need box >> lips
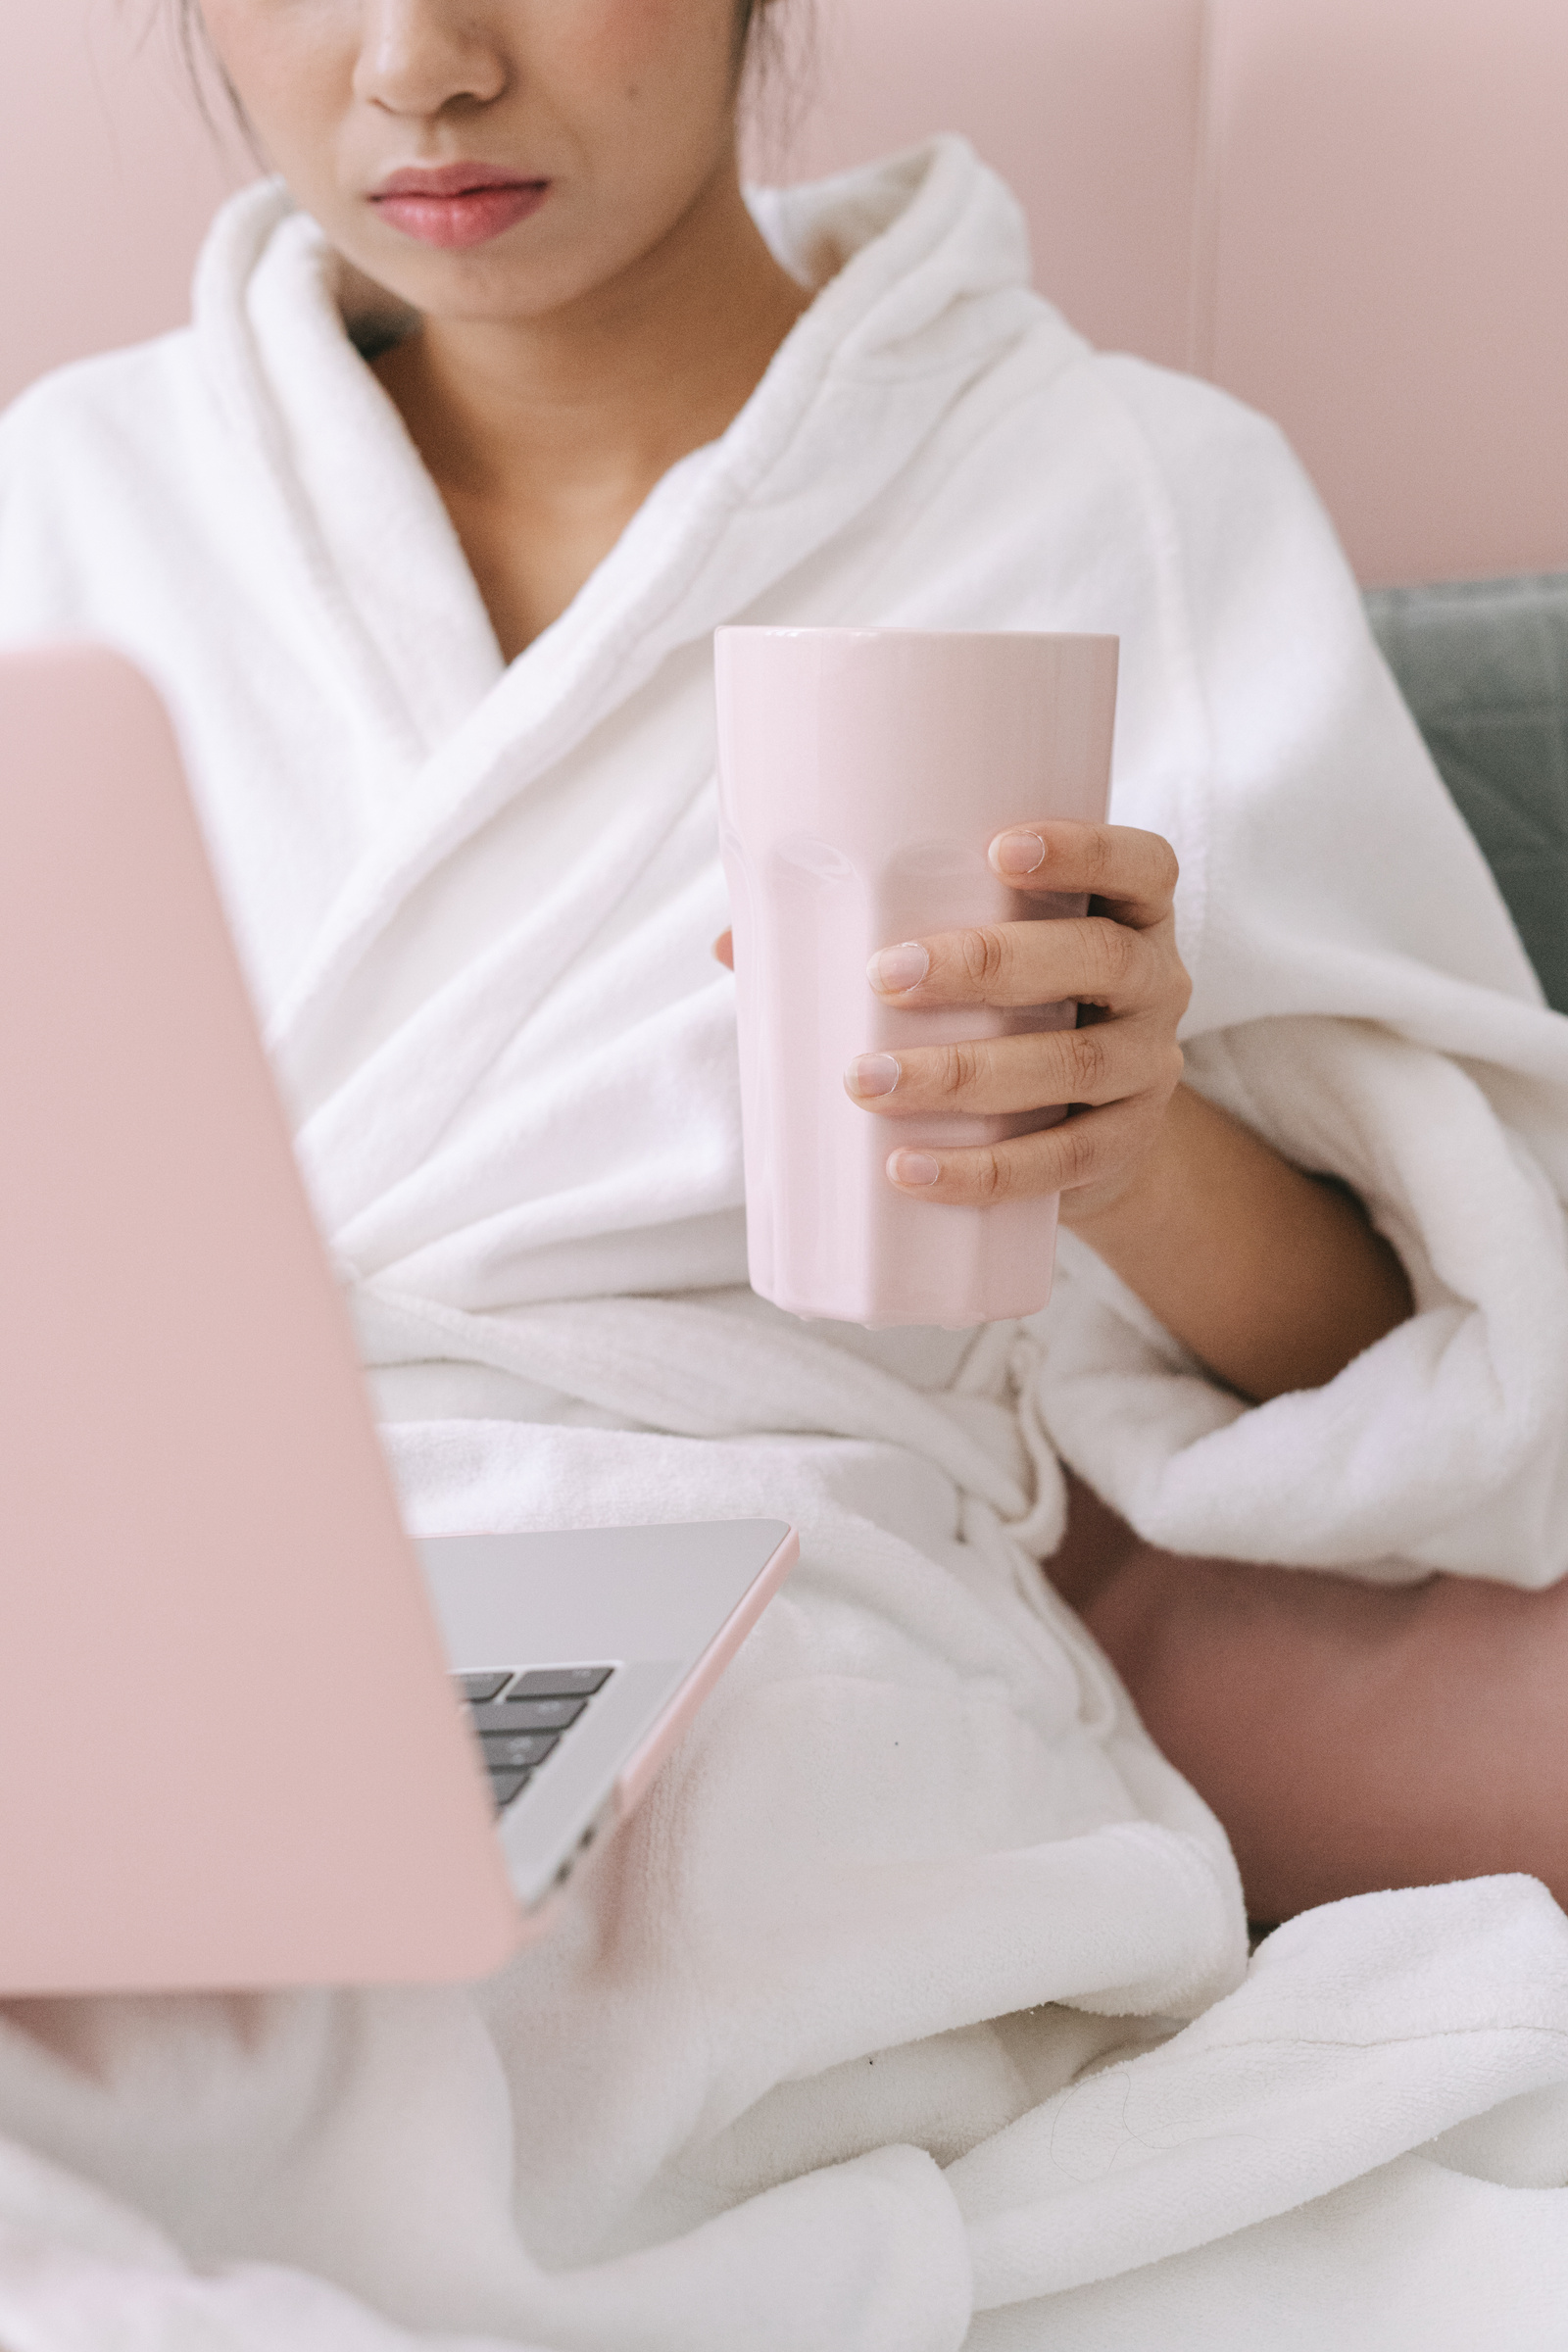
[371,164,550,251]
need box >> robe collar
[189,138,1069,1066]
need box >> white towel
[3,135,1568,2349]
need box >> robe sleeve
[1034,361,1568,1587]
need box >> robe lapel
[194,142,1058,1105]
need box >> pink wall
[754,0,1206,374]
[1198,0,1568,586]
[9,0,1568,587]
[1,0,247,409]
[758,0,1568,587]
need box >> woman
[2,3,1568,2346]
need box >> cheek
[196,0,355,165]
[553,0,737,116]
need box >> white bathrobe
[4,138,1568,2352]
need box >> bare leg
[1048,1472,1568,1923]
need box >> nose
[353,0,509,117]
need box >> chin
[340,222,602,330]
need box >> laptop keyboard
[454,1665,616,1810]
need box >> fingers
[885,1098,1160,1206]
[989,821,1179,929]
[845,1016,1182,1119]
[865,824,1179,1012]
[724,831,1176,1006]
[868,909,1180,1015]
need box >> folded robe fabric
[4,138,1568,2349]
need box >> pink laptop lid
[0,646,519,1992]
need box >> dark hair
[736,0,776,53]
[168,0,257,152]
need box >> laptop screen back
[0,646,518,1992]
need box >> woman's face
[197,0,753,323]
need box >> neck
[371,147,810,659]
[377,152,809,511]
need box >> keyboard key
[480,1731,560,1770]
[470,1698,585,1735]
[455,1671,512,1704]
[508,1666,614,1700]
[489,1771,532,1809]
[494,1696,586,1732]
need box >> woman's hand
[713,818,1412,1397]
[844,821,1188,1223]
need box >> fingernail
[868,942,929,994]
[992,830,1047,876]
[845,1053,902,1099]
[888,1149,941,1188]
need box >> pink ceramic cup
[715,627,1118,1328]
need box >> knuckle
[1054,1115,1102,1189]
[958,925,1010,991]
[1149,833,1181,897]
[1084,916,1137,994]
[1082,825,1116,887]
[1064,1022,1110,1098]
[936,1040,983,1099]
[971,1148,1010,1203]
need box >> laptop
[0,644,797,1994]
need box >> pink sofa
[9,0,1568,587]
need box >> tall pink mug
[715,627,1118,1328]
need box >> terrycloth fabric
[3,136,1568,2348]
[8,148,1568,1578]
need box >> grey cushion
[1365,572,1568,1012]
